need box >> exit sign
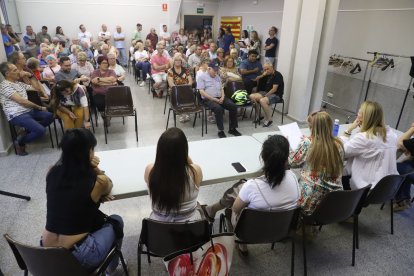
[197,7,204,14]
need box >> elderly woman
[134,42,151,87]
[214,48,225,67]
[38,47,52,68]
[219,56,242,86]
[71,52,94,86]
[50,80,91,130]
[69,44,81,64]
[42,55,61,84]
[90,56,117,112]
[108,52,126,85]
[26,57,42,80]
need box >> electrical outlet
[327,92,334,98]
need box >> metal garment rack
[323,54,370,117]
[367,51,413,129]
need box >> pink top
[42,65,61,80]
[150,54,169,74]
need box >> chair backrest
[364,175,405,205]
[4,234,27,272]
[105,86,134,112]
[234,208,299,244]
[26,90,42,106]
[170,85,196,109]
[225,81,245,98]
[305,185,372,225]
[140,218,211,257]
[4,234,89,276]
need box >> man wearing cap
[197,61,242,138]
[394,122,414,211]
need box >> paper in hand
[278,122,303,150]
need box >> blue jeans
[117,48,128,67]
[395,160,414,201]
[72,215,124,272]
[10,110,54,146]
[135,61,151,81]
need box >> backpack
[231,89,250,105]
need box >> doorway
[184,15,214,35]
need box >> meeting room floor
[1,72,413,275]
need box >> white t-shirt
[98,31,111,41]
[0,80,33,121]
[78,31,92,46]
[159,31,171,46]
[238,171,300,211]
[134,50,149,61]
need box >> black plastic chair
[137,218,211,276]
[4,234,129,276]
[301,185,371,275]
[102,86,138,144]
[359,175,405,236]
[220,207,299,276]
[166,85,205,136]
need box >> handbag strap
[254,179,272,211]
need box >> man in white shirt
[78,24,92,47]
[98,24,111,42]
[208,42,218,59]
[113,25,127,67]
[159,25,171,47]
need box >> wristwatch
[97,77,100,81]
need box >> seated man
[249,62,284,127]
[197,61,242,138]
[0,62,54,155]
[150,43,170,98]
[55,56,90,84]
[239,50,262,94]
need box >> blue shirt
[240,59,263,81]
[2,34,14,56]
[197,72,222,98]
[223,33,235,53]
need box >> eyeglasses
[78,59,86,62]
[100,62,108,65]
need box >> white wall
[217,0,284,57]
[330,0,414,90]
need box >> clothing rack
[323,54,370,115]
[366,51,413,129]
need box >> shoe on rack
[218,131,227,138]
[262,121,273,127]
[139,81,146,87]
[14,140,28,156]
[253,116,264,124]
[228,128,242,136]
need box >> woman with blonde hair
[341,101,398,190]
[219,56,241,86]
[289,111,344,214]
[248,30,261,59]
[71,52,94,86]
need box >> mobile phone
[231,162,246,173]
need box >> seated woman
[214,48,225,67]
[42,55,61,85]
[219,56,242,87]
[107,52,126,85]
[71,52,94,87]
[90,55,117,112]
[230,48,242,68]
[289,111,344,214]
[41,128,124,274]
[203,135,299,252]
[341,101,398,190]
[394,122,414,211]
[167,55,193,123]
[134,42,151,87]
[144,128,203,222]
[51,80,91,130]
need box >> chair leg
[380,203,385,210]
[122,117,125,125]
[138,244,142,276]
[103,116,108,144]
[134,112,138,142]
[355,215,359,249]
[166,109,171,130]
[205,109,208,134]
[47,125,54,148]
[271,242,275,250]
[302,224,307,276]
[352,215,356,266]
[163,94,169,114]
[53,120,59,145]
[282,101,284,124]
[173,112,177,127]
[201,111,204,137]
[117,249,129,276]
[390,200,394,234]
[291,238,295,276]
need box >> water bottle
[333,119,340,137]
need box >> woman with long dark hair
[41,128,124,274]
[144,128,203,222]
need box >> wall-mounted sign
[197,7,204,14]
[162,3,168,12]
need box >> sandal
[200,205,215,223]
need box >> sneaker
[253,116,264,124]
[207,115,216,124]
[14,140,28,156]
[106,260,128,276]
[218,131,227,138]
[228,128,242,136]
[262,121,273,127]
[146,73,151,79]
[393,200,411,212]
[139,81,146,87]
[179,115,190,123]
